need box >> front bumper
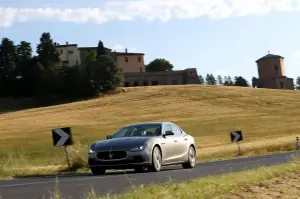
[88,149,151,169]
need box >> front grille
[97,151,127,160]
[92,157,144,165]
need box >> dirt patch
[217,172,300,199]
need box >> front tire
[90,167,106,175]
[182,146,196,169]
[149,146,162,172]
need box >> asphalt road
[0,151,299,199]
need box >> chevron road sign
[230,130,243,155]
[52,127,73,147]
[230,130,243,142]
[52,127,73,169]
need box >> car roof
[123,121,172,127]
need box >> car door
[170,124,188,162]
[161,123,177,164]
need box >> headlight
[129,144,146,152]
[88,149,95,153]
[88,149,96,156]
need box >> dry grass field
[218,170,300,199]
[0,84,300,178]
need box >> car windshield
[111,123,162,138]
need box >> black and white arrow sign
[230,130,243,142]
[52,127,73,147]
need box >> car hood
[91,137,151,151]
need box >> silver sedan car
[88,122,196,175]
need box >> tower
[255,52,294,90]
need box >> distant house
[54,42,200,87]
[54,42,145,73]
[123,68,201,87]
[254,53,294,90]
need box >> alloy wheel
[153,147,161,171]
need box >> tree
[198,75,205,84]
[56,66,96,100]
[205,74,216,85]
[0,37,17,96]
[88,54,123,92]
[85,50,97,64]
[233,76,249,87]
[16,41,32,62]
[252,77,259,88]
[36,32,60,69]
[217,75,223,85]
[223,76,233,86]
[96,40,106,59]
[146,58,174,72]
[296,76,300,90]
[11,56,44,97]
[0,37,17,75]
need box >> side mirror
[164,131,175,137]
[106,135,112,139]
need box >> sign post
[52,127,73,170]
[230,130,243,155]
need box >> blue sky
[1,0,300,83]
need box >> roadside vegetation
[1,84,300,178]
[47,158,300,199]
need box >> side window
[170,124,182,136]
[164,124,173,134]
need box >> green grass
[49,158,300,199]
[0,84,300,178]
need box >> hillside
[1,84,300,177]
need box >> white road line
[0,175,123,188]
[0,168,187,188]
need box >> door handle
[174,140,178,142]
[161,142,165,144]
[184,138,188,141]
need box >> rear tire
[149,146,162,172]
[90,167,106,175]
[182,146,196,169]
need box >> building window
[76,60,78,65]
[280,82,284,88]
[120,68,123,72]
[134,82,139,86]
[124,82,129,87]
[152,81,158,86]
[138,57,141,62]
[60,50,63,54]
[125,57,128,62]
[140,67,143,72]
[143,81,148,86]
[68,50,74,54]
[274,65,279,76]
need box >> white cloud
[0,0,299,27]
[111,44,138,52]
[292,50,300,58]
